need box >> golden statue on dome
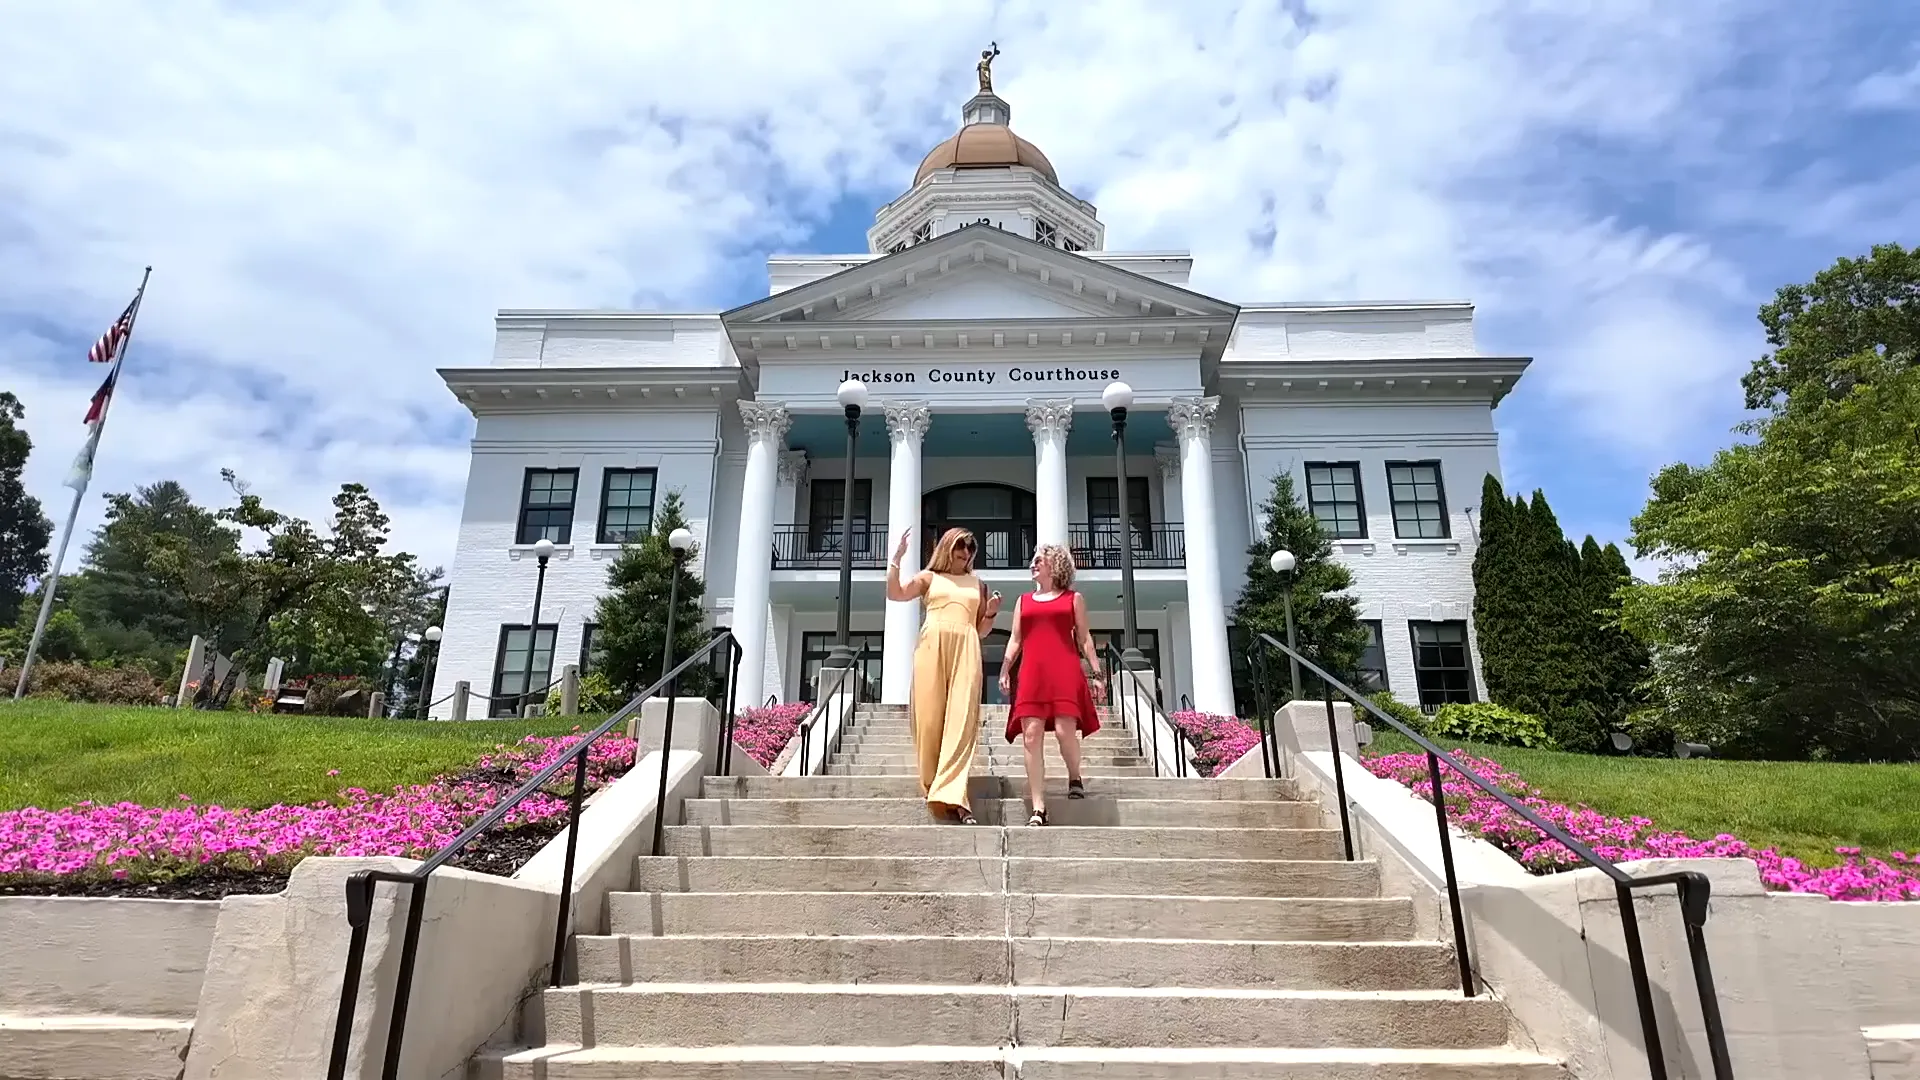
[977,42,1001,93]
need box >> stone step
[835,752,1149,768]
[539,984,1513,1050]
[491,1044,1571,1079]
[608,890,1417,941]
[633,856,1380,897]
[836,735,1142,751]
[0,1014,196,1080]
[700,775,1301,801]
[828,764,1160,777]
[573,934,1462,991]
[682,797,1324,828]
[657,825,1346,861]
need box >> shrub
[1364,692,1427,734]
[294,674,376,717]
[545,670,620,716]
[20,661,164,705]
[1428,702,1555,749]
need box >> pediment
[842,264,1118,321]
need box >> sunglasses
[956,539,977,552]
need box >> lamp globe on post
[1269,548,1302,703]
[1101,382,1147,671]
[417,625,443,720]
[520,536,556,717]
[827,378,869,673]
[659,527,695,683]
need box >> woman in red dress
[997,543,1104,826]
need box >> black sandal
[1028,808,1048,827]
[957,810,980,826]
[1067,778,1086,799]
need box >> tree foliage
[1232,473,1366,706]
[592,491,713,701]
[0,392,53,628]
[1743,242,1919,412]
[1624,352,1920,761]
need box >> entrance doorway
[981,629,1011,704]
[923,484,1036,570]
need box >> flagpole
[13,267,152,701]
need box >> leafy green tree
[1578,537,1649,736]
[0,392,53,628]
[1743,242,1919,411]
[63,481,241,671]
[1624,352,1920,761]
[592,491,712,701]
[1232,473,1365,707]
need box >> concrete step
[700,775,1301,801]
[0,1013,196,1080]
[608,891,1418,942]
[539,984,1513,1050]
[828,764,1160,777]
[573,934,1462,991]
[834,753,1149,769]
[634,856,1380,897]
[682,797,1324,828]
[491,1044,1571,1079]
[658,825,1346,861]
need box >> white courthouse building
[431,74,1529,720]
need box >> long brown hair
[926,527,977,574]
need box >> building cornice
[439,365,750,416]
[1219,355,1531,407]
[1236,300,1474,315]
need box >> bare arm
[1002,598,1025,672]
[885,529,930,602]
[1072,593,1102,670]
[976,582,1001,639]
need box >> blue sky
[1,0,1917,575]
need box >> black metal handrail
[795,643,870,775]
[1068,522,1188,569]
[1248,631,1733,1080]
[770,524,888,570]
[1100,642,1190,777]
[326,629,744,1080]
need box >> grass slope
[1368,731,1920,867]
[0,701,586,812]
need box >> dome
[914,124,1058,186]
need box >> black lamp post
[522,536,555,716]
[416,625,442,720]
[1102,381,1148,672]
[825,378,868,672]
[659,528,695,681]
[1269,548,1301,703]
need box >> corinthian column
[881,401,931,704]
[729,400,790,706]
[1026,399,1074,549]
[1170,396,1235,715]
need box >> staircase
[488,702,1569,1078]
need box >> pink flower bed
[731,702,812,768]
[1168,711,1263,777]
[1364,750,1920,902]
[0,733,637,885]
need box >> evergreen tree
[592,491,713,700]
[0,392,53,628]
[64,481,242,669]
[1471,474,1526,705]
[1520,492,1596,747]
[1580,538,1650,736]
[1232,473,1365,707]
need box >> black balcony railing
[1068,523,1187,569]
[771,524,888,570]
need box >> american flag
[88,296,137,363]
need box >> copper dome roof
[914,124,1058,185]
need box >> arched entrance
[922,484,1036,570]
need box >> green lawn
[1366,731,1920,867]
[0,700,587,812]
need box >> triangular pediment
[723,224,1237,332]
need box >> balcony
[770,522,1189,572]
[1068,523,1188,570]
[772,525,888,570]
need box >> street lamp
[1269,549,1301,703]
[660,528,695,681]
[417,625,442,720]
[1103,381,1147,672]
[521,536,556,717]
[826,378,868,672]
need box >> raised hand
[983,591,1004,618]
[893,528,911,564]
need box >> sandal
[1067,778,1086,799]
[957,810,980,826]
[1028,808,1049,827]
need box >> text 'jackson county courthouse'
[428,69,1529,721]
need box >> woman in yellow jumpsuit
[886,526,1002,823]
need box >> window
[1409,621,1473,706]
[594,468,656,545]
[1086,477,1151,549]
[1087,630,1161,680]
[491,624,557,717]
[799,632,885,702]
[1386,460,1450,539]
[807,479,873,554]
[1034,219,1059,247]
[579,623,604,675]
[911,221,932,244]
[516,469,578,545]
[887,240,908,255]
[1356,620,1388,691]
[1305,462,1367,539]
[1062,238,1084,253]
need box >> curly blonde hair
[1031,543,1076,590]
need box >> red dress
[1005,590,1103,742]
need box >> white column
[1171,396,1235,716]
[881,401,931,704]
[1026,399,1073,548]
[729,401,790,707]
[775,451,808,526]
[1155,445,1183,522]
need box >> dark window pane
[1305,462,1366,539]
[1409,620,1473,706]
[597,469,656,545]
[798,631,885,703]
[1386,461,1449,540]
[517,469,578,545]
[491,624,557,717]
[1356,620,1389,691]
[808,480,872,553]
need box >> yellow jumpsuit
[910,572,984,816]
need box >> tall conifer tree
[593,491,713,699]
[1232,473,1366,706]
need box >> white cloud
[0,0,1876,575]
[1850,58,1920,111]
